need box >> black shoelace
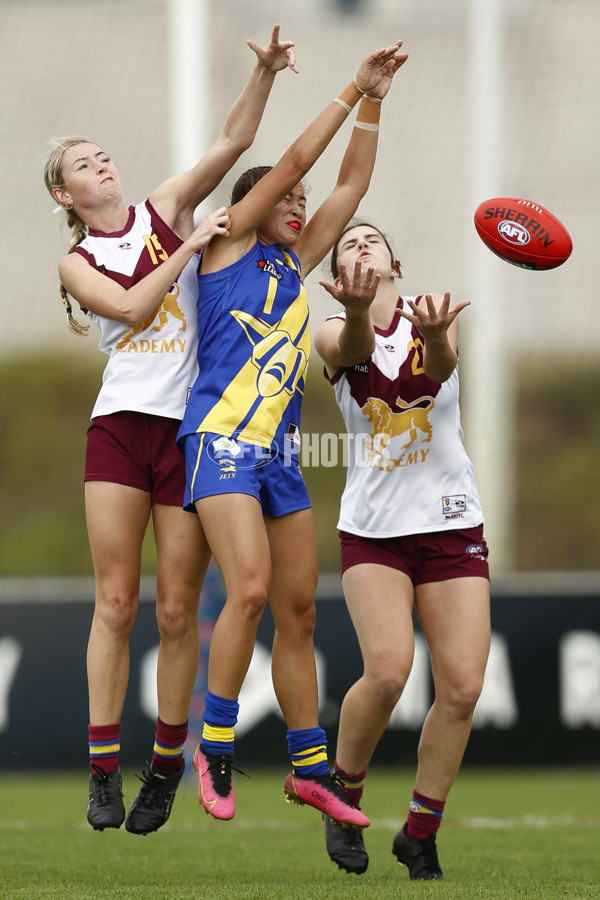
[132,768,174,808]
[205,754,249,796]
[90,764,121,805]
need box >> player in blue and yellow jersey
[177,40,409,826]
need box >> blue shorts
[182,432,311,517]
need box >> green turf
[1,768,599,899]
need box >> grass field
[1,767,599,899]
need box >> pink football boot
[193,745,235,820]
[283,771,370,827]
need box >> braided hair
[44,136,91,335]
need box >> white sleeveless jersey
[74,200,199,421]
[327,300,483,538]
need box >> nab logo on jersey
[257,258,283,280]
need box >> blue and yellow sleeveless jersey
[177,240,310,453]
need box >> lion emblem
[361,395,434,453]
[115,284,186,350]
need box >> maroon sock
[333,760,367,807]
[151,717,187,774]
[88,723,121,774]
[406,789,445,840]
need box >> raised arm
[314,261,379,376]
[149,24,297,238]
[296,43,408,276]
[201,41,406,273]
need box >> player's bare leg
[391,576,490,878]
[191,493,271,819]
[325,565,415,872]
[85,481,151,830]
[124,505,211,835]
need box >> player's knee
[445,673,485,718]
[273,595,316,640]
[156,598,196,641]
[234,583,268,625]
[95,591,137,637]
[368,665,410,709]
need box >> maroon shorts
[85,411,185,506]
[340,524,489,585]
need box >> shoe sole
[88,818,124,831]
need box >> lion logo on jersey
[115,284,186,350]
[362,395,434,451]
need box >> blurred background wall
[1,0,599,574]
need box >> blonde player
[43,25,298,835]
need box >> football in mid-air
[474,197,572,270]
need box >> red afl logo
[498,220,530,246]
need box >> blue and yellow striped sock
[287,727,329,777]
[201,691,239,757]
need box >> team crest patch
[257,258,282,280]
[442,495,466,517]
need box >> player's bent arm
[58,241,199,326]
[58,207,229,324]
[314,313,375,373]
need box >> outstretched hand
[355,40,408,96]
[398,292,470,340]
[366,42,408,100]
[320,261,380,313]
[247,23,298,74]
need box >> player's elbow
[284,143,315,183]
[225,128,254,155]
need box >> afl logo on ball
[498,220,530,246]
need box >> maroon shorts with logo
[85,411,185,506]
[340,524,489,584]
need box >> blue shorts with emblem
[181,432,310,518]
